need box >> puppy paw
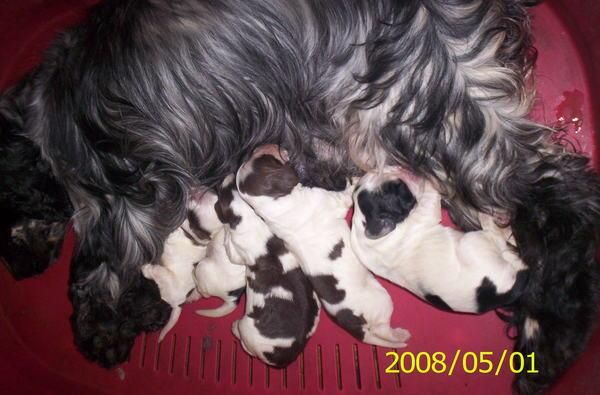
[391,327,411,345]
[367,324,411,348]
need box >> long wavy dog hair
[0,80,72,278]
[0,0,598,392]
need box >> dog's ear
[215,178,242,229]
[239,155,299,198]
[356,180,416,239]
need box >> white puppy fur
[142,190,224,341]
[193,227,246,318]
[236,146,410,348]
[351,169,528,313]
[217,175,320,367]
[141,224,206,342]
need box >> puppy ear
[141,264,156,280]
[215,179,242,229]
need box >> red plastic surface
[0,1,599,394]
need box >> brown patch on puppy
[239,155,299,198]
[182,228,202,246]
[244,234,320,368]
[187,211,211,240]
[309,275,346,304]
[328,239,344,260]
[215,180,242,229]
[247,236,289,294]
[265,236,288,257]
[331,309,366,341]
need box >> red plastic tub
[1,1,599,394]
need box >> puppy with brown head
[215,174,320,368]
[237,145,410,348]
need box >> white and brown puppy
[351,169,529,313]
[142,190,224,341]
[141,226,205,342]
[237,146,410,348]
[215,175,320,368]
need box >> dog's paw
[70,269,171,367]
[70,299,137,368]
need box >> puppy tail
[502,153,600,394]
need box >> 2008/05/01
[385,350,538,376]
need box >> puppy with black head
[237,145,409,348]
[351,168,528,313]
[215,174,320,368]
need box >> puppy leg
[363,325,411,348]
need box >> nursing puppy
[142,191,222,341]
[141,226,204,341]
[352,169,529,313]
[237,146,410,348]
[215,175,320,368]
[193,226,246,318]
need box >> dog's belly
[31,0,373,193]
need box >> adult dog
[0,0,598,393]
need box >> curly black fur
[70,262,172,368]
[504,154,600,395]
